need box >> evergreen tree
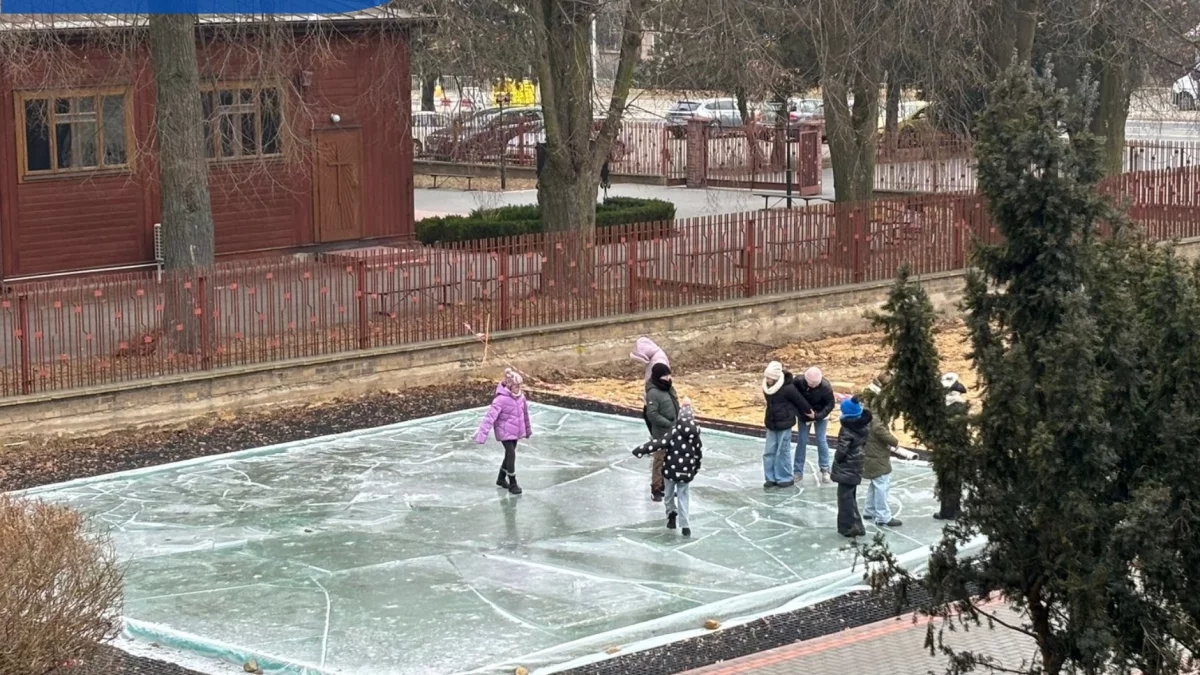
[863,64,1200,674]
[870,266,961,516]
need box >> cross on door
[325,147,353,205]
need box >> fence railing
[3,165,1199,399]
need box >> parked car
[1173,69,1200,110]
[411,110,451,155]
[665,98,746,137]
[762,97,823,126]
[424,106,544,161]
[505,116,629,163]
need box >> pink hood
[630,337,669,382]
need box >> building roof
[0,6,425,32]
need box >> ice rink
[21,404,944,674]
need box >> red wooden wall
[0,26,414,279]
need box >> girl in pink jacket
[474,369,532,494]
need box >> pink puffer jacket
[474,384,532,443]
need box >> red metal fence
[3,165,1200,399]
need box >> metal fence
[3,165,1199,399]
[414,113,686,180]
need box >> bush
[0,494,123,675]
[416,197,676,244]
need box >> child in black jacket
[633,397,702,537]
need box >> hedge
[416,197,676,244]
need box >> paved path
[682,605,1037,675]
[414,175,837,222]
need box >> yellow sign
[492,78,538,107]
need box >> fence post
[356,260,369,350]
[199,275,211,370]
[852,209,867,283]
[627,228,639,313]
[17,294,30,395]
[743,216,757,298]
[498,247,511,331]
[660,127,670,181]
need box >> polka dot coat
[632,416,703,483]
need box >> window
[19,90,129,176]
[201,85,283,160]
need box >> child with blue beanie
[831,396,871,537]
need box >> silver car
[411,110,451,155]
[665,98,745,137]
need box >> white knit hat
[763,361,785,395]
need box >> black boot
[496,469,510,489]
[507,474,523,495]
[667,512,677,530]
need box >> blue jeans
[763,429,793,484]
[795,418,831,475]
[863,474,892,523]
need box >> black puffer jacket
[831,409,872,486]
[796,377,837,421]
[763,373,814,431]
[633,414,703,483]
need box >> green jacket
[863,416,900,480]
[644,384,680,440]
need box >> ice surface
[20,405,943,675]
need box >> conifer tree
[863,65,1200,674]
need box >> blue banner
[2,0,386,14]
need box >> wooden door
[313,129,364,243]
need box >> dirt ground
[535,320,978,448]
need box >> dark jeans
[501,440,518,475]
[836,482,863,535]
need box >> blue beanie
[840,397,863,419]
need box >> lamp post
[497,91,511,191]
[785,125,794,209]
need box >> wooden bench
[429,174,475,190]
[752,191,821,211]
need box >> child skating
[632,397,702,537]
[474,368,532,495]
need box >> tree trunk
[885,69,901,141]
[824,77,879,203]
[149,14,214,355]
[1090,30,1132,177]
[985,0,1040,74]
[420,73,438,112]
[533,0,647,234]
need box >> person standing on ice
[862,399,903,528]
[633,397,702,537]
[474,368,532,495]
[761,361,813,488]
[644,362,680,502]
[795,366,836,485]
[934,372,970,521]
[832,396,871,537]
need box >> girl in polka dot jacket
[632,397,702,537]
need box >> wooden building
[0,11,416,279]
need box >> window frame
[15,86,133,181]
[199,82,286,163]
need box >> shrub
[416,197,675,244]
[0,494,123,675]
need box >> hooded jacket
[474,384,532,444]
[796,377,837,421]
[831,409,872,485]
[862,415,899,480]
[631,338,670,385]
[763,372,814,431]
[633,410,702,483]
[645,379,680,440]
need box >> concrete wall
[0,271,969,437]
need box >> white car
[411,111,450,154]
[1173,70,1200,110]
